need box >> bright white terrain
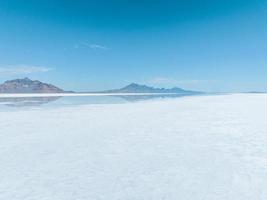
[0,94,267,200]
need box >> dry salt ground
[0,94,267,200]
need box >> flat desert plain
[0,94,267,200]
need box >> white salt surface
[0,94,267,200]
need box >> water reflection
[0,94,197,108]
[0,96,61,107]
[117,94,193,102]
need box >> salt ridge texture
[0,94,267,199]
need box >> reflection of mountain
[0,96,61,107]
[0,94,201,108]
[117,94,196,102]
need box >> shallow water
[0,94,194,110]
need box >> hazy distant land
[0,77,202,96]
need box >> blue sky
[0,0,266,92]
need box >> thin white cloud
[146,77,216,87]
[89,44,108,50]
[0,65,52,76]
[175,79,217,85]
[79,41,109,50]
[147,77,178,85]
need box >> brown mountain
[0,78,65,93]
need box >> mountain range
[101,83,200,94]
[0,78,65,93]
[0,78,201,94]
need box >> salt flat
[0,94,267,200]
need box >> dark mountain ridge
[0,78,202,94]
[101,83,201,94]
[0,78,65,93]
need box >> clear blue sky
[0,0,266,92]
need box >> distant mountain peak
[124,83,145,87]
[102,83,201,94]
[122,83,152,90]
[5,77,30,83]
[127,83,139,86]
[23,77,31,81]
[0,78,65,93]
